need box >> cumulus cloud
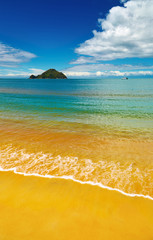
[74,0,153,63]
[0,42,36,66]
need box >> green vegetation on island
[29,69,67,79]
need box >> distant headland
[29,69,67,79]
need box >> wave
[0,166,152,201]
[0,145,153,200]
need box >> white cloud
[64,71,92,77]
[70,56,96,64]
[64,63,153,73]
[28,68,44,75]
[0,42,36,66]
[74,0,153,63]
[0,68,44,77]
[64,70,153,78]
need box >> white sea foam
[0,166,152,201]
[0,145,153,200]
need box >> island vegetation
[29,69,67,79]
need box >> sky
[0,0,153,78]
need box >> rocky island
[29,69,67,79]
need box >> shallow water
[0,77,153,197]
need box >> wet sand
[0,171,153,240]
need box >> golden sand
[0,171,152,240]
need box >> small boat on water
[121,77,128,80]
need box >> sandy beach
[0,171,153,240]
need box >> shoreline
[0,166,153,201]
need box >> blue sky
[0,0,153,77]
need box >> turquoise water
[0,77,153,138]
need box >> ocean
[0,77,153,239]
